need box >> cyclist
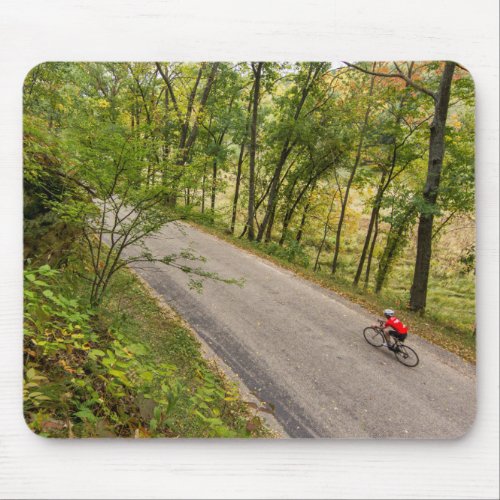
[374,309,408,350]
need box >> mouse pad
[23,61,475,438]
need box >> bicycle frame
[377,320,404,348]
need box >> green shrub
[24,264,249,438]
[260,239,310,268]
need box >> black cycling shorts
[389,330,407,341]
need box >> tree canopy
[24,60,475,327]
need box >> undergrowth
[24,263,272,438]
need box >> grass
[184,214,476,364]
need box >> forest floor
[125,221,476,438]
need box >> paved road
[127,222,476,438]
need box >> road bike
[363,320,419,367]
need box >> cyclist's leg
[383,328,394,347]
[390,331,406,350]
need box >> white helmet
[383,309,395,317]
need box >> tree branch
[343,61,437,101]
[155,62,183,124]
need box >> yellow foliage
[97,99,110,109]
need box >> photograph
[23,60,476,439]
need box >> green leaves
[89,349,105,358]
[23,262,258,438]
[74,408,97,423]
[260,239,310,268]
[127,343,147,356]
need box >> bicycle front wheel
[394,344,419,367]
[363,327,384,347]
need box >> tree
[409,62,455,311]
[24,61,475,324]
[246,63,263,241]
[352,66,430,286]
[256,63,327,242]
[346,61,458,311]
[230,77,254,234]
[331,64,377,275]
[156,62,220,205]
[25,63,235,306]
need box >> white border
[0,1,498,498]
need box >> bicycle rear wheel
[363,327,384,347]
[394,344,419,367]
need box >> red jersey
[385,316,408,334]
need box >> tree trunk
[353,171,387,285]
[314,191,337,272]
[263,206,275,242]
[331,67,376,275]
[184,62,220,156]
[296,198,312,243]
[279,158,332,246]
[278,177,299,246]
[279,209,292,246]
[210,157,217,221]
[230,143,245,234]
[209,130,227,222]
[257,143,292,241]
[375,232,398,294]
[247,62,263,241]
[375,230,400,293]
[409,62,455,312]
[201,165,206,213]
[363,210,379,288]
[230,86,253,234]
[299,180,318,244]
[177,65,204,156]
